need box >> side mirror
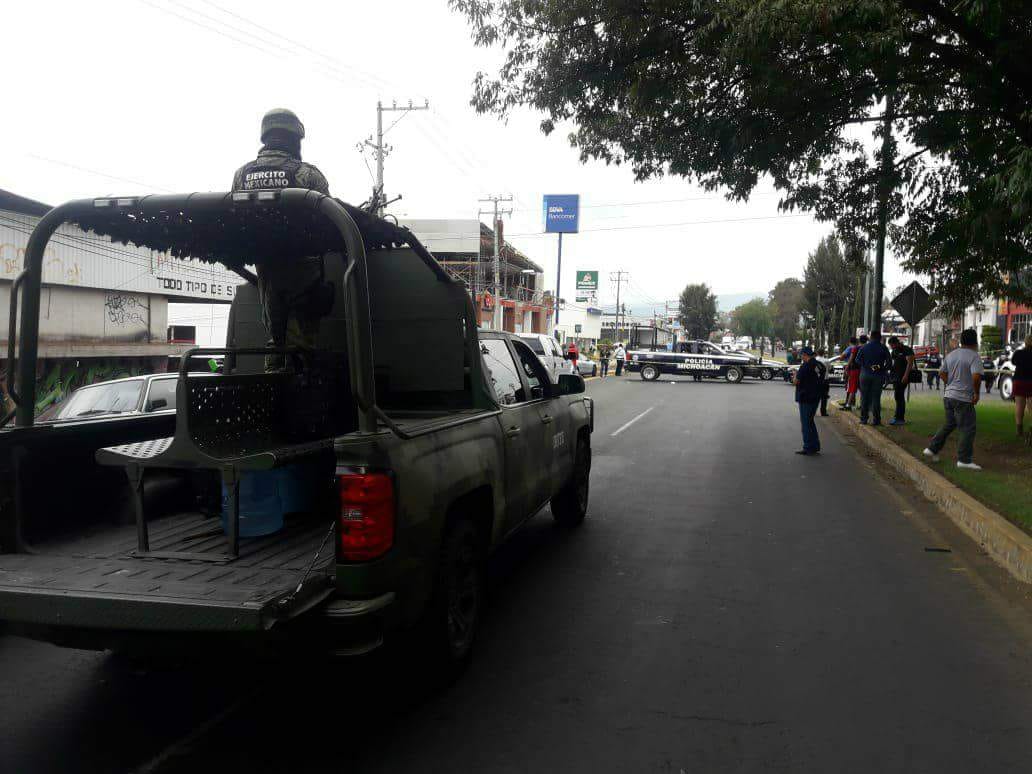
[147,398,168,412]
[556,373,585,396]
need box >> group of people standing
[596,343,626,379]
[794,327,1032,469]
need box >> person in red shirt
[839,336,862,410]
[566,341,579,370]
[1012,335,1032,442]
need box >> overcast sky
[3,0,907,343]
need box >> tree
[768,278,805,348]
[802,235,862,350]
[678,283,718,340]
[452,1,1032,311]
[732,298,773,355]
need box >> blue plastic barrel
[221,470,284,538]
[220,464,321,538]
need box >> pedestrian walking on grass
[855,330,891,426]
[613,343,626,376]
[888,336,916,425]
[1011,335,1032,443]
[793,346,821,455]
[923,328,985,470]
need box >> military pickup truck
[0,190,593,668]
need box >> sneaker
[870,421,882,427]
[889,419,906,426]
[956,461,982,471]
[922,448,940,462]
[859,419,868,425]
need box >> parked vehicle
[36,374,182,423]
[726,349,788,381]
[519,333,572,382]
[996,344,1023,401]
[575,358,598,377]
[0,190,594,669]
[628,340,753,382]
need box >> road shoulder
[830,408,1032,584]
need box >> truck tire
[759,367,773,381]
[551,436,591,528]
[725,366,744,384]
[999,374,1014,402]
[640,364,660,381]
[421,519,485,671]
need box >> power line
[407,212,813,243]
[510,191,781,212]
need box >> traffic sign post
[544,195,580,326]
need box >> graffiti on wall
[104,292,147,327]
[0,358,155,416]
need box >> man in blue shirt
[855,330,891,426]
[793,346,824,455]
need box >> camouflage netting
[71,193,414,275]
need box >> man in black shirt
[793,346,822,455]
[888,336,916,425]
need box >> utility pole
[873,90,896,334]
[479,195,513,330]
[610,270,629,342]
[359,99,429,217]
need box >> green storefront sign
[575,271,598,292]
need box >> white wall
[2,282,166,350]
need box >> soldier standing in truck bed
[232,108,332,369]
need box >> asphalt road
[2,375,1031,773]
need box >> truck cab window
[511,340,549,400]
[481,339,525,405]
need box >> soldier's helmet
[260,108,305,142]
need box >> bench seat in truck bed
[0,512,335,632]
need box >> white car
[518,333,572,382]
[36,373,180,422]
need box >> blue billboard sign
[543,194,580,233]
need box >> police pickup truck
[0,190,593,670]
[628,340,758,382]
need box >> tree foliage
[731,298,773,345]
[451,0,1032,311]
[768,278,805,346]
[802,235,864,349]
[678,283,719,340]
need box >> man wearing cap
[232,109,332,369]
[793,346,822,455]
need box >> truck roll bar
[9,190,389,432]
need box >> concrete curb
[831,408,1032,584]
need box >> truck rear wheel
[640,364,660,381]
[420,519,484,671]
[551,436,591,527]
[725,366,744,383]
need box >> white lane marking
[611,406,654,437]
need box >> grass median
[847,391,1032,534]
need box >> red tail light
[337,473,394,562]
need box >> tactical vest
[235,156,302,191]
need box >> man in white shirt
[613,343,626,376]
[923,329,984,470]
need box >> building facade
[402,218,553,335]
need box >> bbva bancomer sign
[543,194,580,234]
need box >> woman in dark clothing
[1012,336,1032,441]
